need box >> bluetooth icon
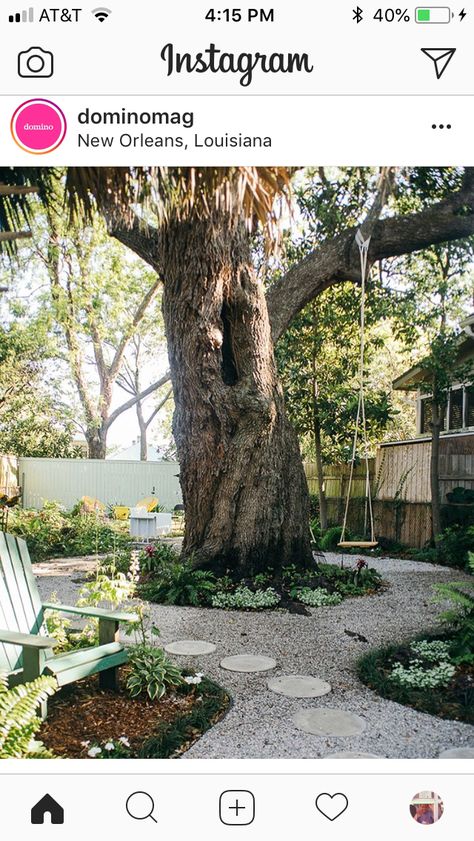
[353,6,363,22]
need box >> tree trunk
[161,214,312,577]
[430,401,443,545]
[86,428,107,459]
[136,404,148,460]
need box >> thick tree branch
[108,215,164,274]
[267,170,474,342]
[144,387,173,429]
[105,370,171,429]
[108,277,161,381]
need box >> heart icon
[315,792,349,821]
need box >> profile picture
[410,791,444,825]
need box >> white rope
[340,230,376,544]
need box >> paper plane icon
[421,48,456,79]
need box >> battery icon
[415,6,452,22]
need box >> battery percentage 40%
[353,7,410,21]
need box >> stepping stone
[164,640,216,656]
[267,675,331,698]
[325,751,381,759]
[439,747,474,758]
[220,655,277,673]
[293,707,366,737]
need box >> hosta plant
[126,644,184,701]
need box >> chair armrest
[42,603,139,623]
[0,629,57,649]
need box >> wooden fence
[305,434,474,548]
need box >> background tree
[3,187,171,458]
[117,335,173,460]
[0,319,81,457]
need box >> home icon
[31,794,65,824]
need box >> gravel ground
[36,552,474,759]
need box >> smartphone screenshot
[0,1,472,837]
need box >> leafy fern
[433,557,474,664]
[0,672,57,757]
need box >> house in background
[393,312,474,437]
[373,314,474,547]
[108,437,165,462]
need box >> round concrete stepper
[267,675,331,699]
[164,640,217,656]
[293,707,366,738]
[220,654,277,673]
[438,747,474,758]
[325,751,382,759]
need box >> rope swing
[338,229,378,551]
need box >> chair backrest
[0,532,47,674]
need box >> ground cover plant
[137,543,383,612]
[358,556,474,723]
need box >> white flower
[87,746,102,757]
[184,674,203,685]
[104,741,115,751]
[81,740,91,747]
[119,736,130,747]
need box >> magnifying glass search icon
[126,791,157,823]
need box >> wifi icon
[92,7,111,21]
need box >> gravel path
[36,552,474,759]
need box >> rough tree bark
[160,215,312,575]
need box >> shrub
[139,541,180,574]
[436,526,474,570]
[211,586,281,610]
[0,672,57,758]
[139,559,216,606]
[126,645,184,700]
[433,561,474,665]
[320,526,348,552]
[9,501,131,562]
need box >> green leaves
[126,645,184,701]
[0,672,57,758]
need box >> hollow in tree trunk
[161,215,312,577]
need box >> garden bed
[358,636,474,724]
[136,543,385,612]
[39,670,230,758]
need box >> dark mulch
[39,670,217,758]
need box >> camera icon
[18,47,54,78]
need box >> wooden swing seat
[337,541,379,549]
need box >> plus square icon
[219,790,255,825]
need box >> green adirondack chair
[0,532,137,710]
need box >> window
[467,386,474,429]
[448,388,464,431]
[420,397,432,434]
